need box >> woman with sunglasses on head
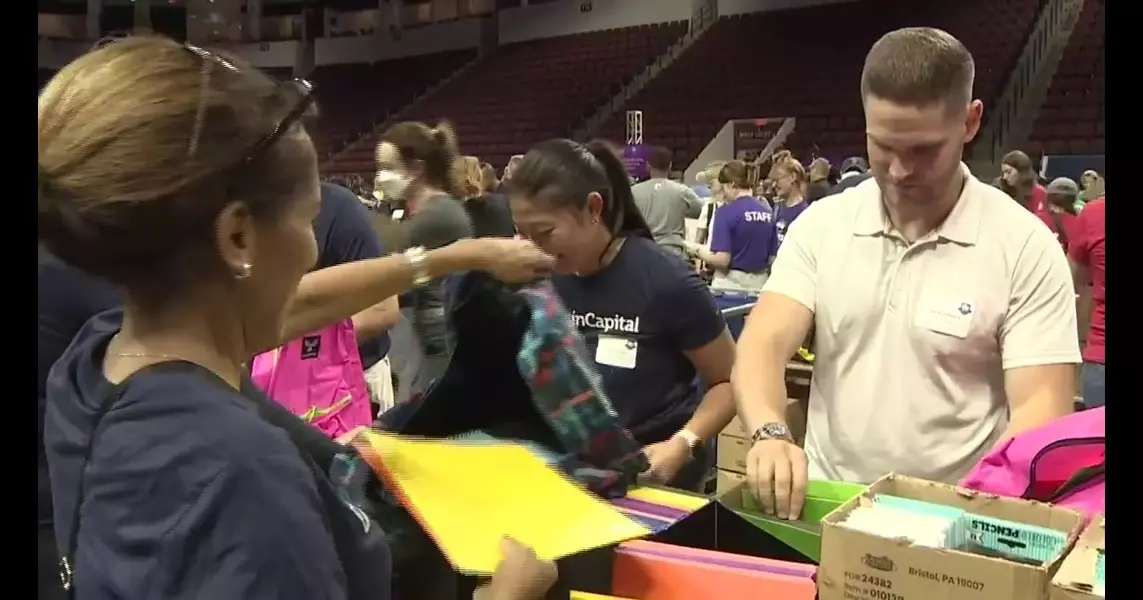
[509,140,737,490]
[39,36,556,600]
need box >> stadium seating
[599,0,1043,166]
[323,22,688,174]
[1027,0,1104,155]
[311,49,476,160]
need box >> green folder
[729,480,865,562]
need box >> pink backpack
[250,319,374,440]
[960,408,1105,517]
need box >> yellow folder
[357,431,651,575]
[570,593,634,600]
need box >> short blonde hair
[459,155,482,199]
[769,150,807,184]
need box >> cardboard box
[716,469,746,494]
[717,434,750,473]
[1050,514,1104,599]
[817,474,1086,600]
[723,414,750,439]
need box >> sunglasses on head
[93,37,315,162]
[182,43,315,162]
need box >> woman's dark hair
[379,120,464,199]
[993,149,1038,205]
[38,35,315,296]
[508,139,652,240]
[718,160,753,189]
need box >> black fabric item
[805,180,831,203]
[379,272,561,450]
[1049,462,1104,503]
[465,193,517,238]
[830,172,874,195]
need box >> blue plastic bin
[713,290,758,340]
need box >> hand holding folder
[473,538,559,600]
[355,431,651,574]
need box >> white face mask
[374,170,411,203]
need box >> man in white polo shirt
[732,27,1080,520]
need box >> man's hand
[745,438,808,520]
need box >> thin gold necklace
[111,352,183,360]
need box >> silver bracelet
[403,246,431,288]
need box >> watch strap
[403,246,431,288]
[751,422,794,445]
[672,429,700,451]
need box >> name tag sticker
[595,335,638,369]
[915,300,974,339]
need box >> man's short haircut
[861,27,975,109]
[647,146,673,171]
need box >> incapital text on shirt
[570,311,641,334]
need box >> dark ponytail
[584,140,652,240]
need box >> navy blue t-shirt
[38,248,121,524]
[552,236,727,445]
[44,311,389,598]
[314,183,390,368]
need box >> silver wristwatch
[403,246,431,288]
[751,422,794,445]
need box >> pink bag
[250,319,374,440]
[960,408,1104,517]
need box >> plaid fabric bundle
[515,281,648,497]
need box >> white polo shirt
[762,166,1081,484]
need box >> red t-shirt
[1027,184,1047,212]
[1068,199,1105,364]
[1036,208,1081,252]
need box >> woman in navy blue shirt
[508,140,737,490]
[38,37,555,600]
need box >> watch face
[761,422,791,439]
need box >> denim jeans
[1082,362,1105,408]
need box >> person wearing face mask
[685,160,777,293]
[510,139,738,490]
[374,121,475,400]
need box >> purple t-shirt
[710,195,776,273]
[773,200,810,251]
